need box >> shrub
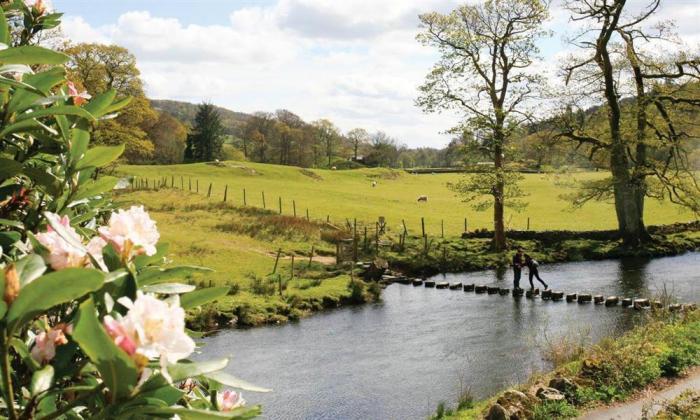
[532,401,578,419]
[0,5,264,418]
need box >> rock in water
[549,376,578,400]
[493,390,536,420]
[485,403,509,420]
[363,258,388,281]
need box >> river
[199,253,700,419]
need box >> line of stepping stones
[380,274,698,312]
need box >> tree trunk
[493,139,506,252]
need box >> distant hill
[150,99,252,136]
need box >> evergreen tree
[186,102,225,162]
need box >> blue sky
[55,0,700,148]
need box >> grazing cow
[371,181,377,187]
[417,195,428,202]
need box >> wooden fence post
[375,222,379,253]
[293,200,297,217]
[207,182,212,198]
[527,217,530,231]
[180,176,184,190]
[308,245,314,267]
[171,175,174,188]
[243,188,247,206]
[262,191,266,209]
[421,217,425,238]
[402,219,408,235]
[363,226,368,250]
[196,179,199,193]
[278,197,282,214]
[306,209,310,221]
[353,218,358,262]
[464,218,467,233]
[223,185,228,202]
[188,177,191,191]
[441,219,444,238]
[272,248,282,274]
[290,255,295,280]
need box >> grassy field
[117,161,695,236]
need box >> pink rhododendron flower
[35,213,87,270]
[105,292,194,378]
[31,325,69,364]
[66,81,90,106]
[99,206,160,259]
[103,315,137,356]
[217,390,245,411]
[34,213,106,271]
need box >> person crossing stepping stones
[524,252,548,290]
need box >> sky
[54,0,700,148]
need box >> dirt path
[579,367,700,419]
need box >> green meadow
[118,161,695,236]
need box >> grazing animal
[371,181,377,187]
[417,195,428,202]
[331,166,337,170]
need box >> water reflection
[200,253,699,420]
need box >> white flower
[99,206,159,259]
[35,213,107,271]
[113,292,194,377]
[35,213,87,270]
[217,390,245,412]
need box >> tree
[312,119,339,167]
[145,112,188,164]
[347,128,370,160]
[417,0,549,251]
[64,43,157,163]
[365,131,401,167]
[185,103,225,162]
[558,0,700,245]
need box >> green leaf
[133,243,169,270]
[72,298,138,402]
[138,266,213,287]
[7,67,66,115]
[71,176,118,202]
[0,75,45,96]
[6,268,104,333]
[30,365,54,396]
[139,406,261,420]
[0,157,23,180]
[0,118,44,137]
[16,105,96,123]
[0,218,23,229]
[102,96,132,115]
[75,144,124,170]
[84,89,116,118]
[142,283,196,295]
[0,45,69,65]
[167,358,229,383]
[0,6,9,46]
[180,287,230,310]
[0,231,21,250]
[205,371,271,393]
[13,254,46,287]
[137,375,185,405]
[23,166,61,195]
[69,128,90,166]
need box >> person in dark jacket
[512,248,524,290]
[524,253,548,290]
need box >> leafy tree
[185,102,225,162]
[558,0,700,245]
[417,0,549,251]
[312,119,339,167]
[64,43,157,163]
[145,111,188,164]
[347,128,370,160]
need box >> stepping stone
[551,291,564,301]
[594,295,605,304]
[683,303,697,311]
[526,290,536,299]
[566,293,577,302]
[396,277,410,285]
[669,303,682,312]
[621,298,633,307]
[435,282,449,289]
[463,284,475,292]
[498,288,510,295]
[512,288,524,297]
[381,275,398,283]
[475,285,487,294]
[577,294,592,303]
[633,298,650,310]
[652,300,663,309]
[449,282,462,290]
[412,279,423,286]
[541,290,553,300]
[424,280,435,288]
[487,286,500,294]
[532,288,540,295]
[605,296,619,307]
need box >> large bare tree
[417,0,549,251]
[559,0,700,245]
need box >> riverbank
[439,309,700,419]
[115,188,698,331]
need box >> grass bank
[117,161,695,236]
[115,189,380,330]
[435,309,700,419]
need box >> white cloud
[60,0,700,148]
